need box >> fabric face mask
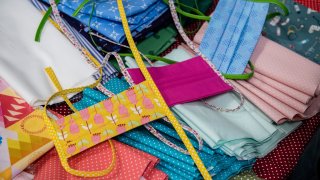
[199,0,269,74]
[127,56,233,107]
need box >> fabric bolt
[199,0,269,74]
[31,140,167,180]
[289,125,320,180]
[264,0,320,64]
[41,0,168,43]
[295,0,320,11]
[31,0,118,85]
[253,114,320,180]
[127,56,233,107]
[0,0,98,106]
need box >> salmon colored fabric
[32,140,167,180]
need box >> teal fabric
[263,0,320,64]
[73,75,254,180]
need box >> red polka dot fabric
[253,114,320,180]
[47,93,83,116]
[32,140,167,180]
[295,0,320,12]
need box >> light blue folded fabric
[41,0,167,42]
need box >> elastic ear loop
[167,0,246,113]
[43,65,116,177]
[116,0,211,179]
[98,52,203,154]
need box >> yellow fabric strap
[116,0,211,179]
[43,63,116,177]
[45,67,78,112]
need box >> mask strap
[117,0,211,178]
[168,0,245,112]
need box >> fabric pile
[0,0,320,180]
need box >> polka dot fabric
[295,0,320,11]
[47,93,83,116]
[253,114,320,180]
[32,140,167,180]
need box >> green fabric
[231,170,261,180]
[137,25,177,55]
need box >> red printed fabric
[295,0,320,11]
[47,93,83,116]
[253,114,320,179]
[32,140,167,180]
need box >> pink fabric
[32,140,167,180]
[127,56,233,106]
[251,36,320,97]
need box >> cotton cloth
[0,0,97,106]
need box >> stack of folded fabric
[124,46,301,160]
[193,3,320,124]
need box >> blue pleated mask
[199,0,269,74]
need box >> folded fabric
[128,56,233,106]
[31,140,167,179]
[31,0,117,85]
[0,110,54,179]
[0,78,53,179]
[253,114,320,180]
[263,0,320,64]
[0,0,97,106]
[289,123,320,180]
[41,0,168,43]
[233,36,320,123]
[125,45,301,160]
[199,0,268,74]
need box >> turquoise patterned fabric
[199,0,269,74]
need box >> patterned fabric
[31,0,117,85]
[199,0,269,74]
[117,125,255,180]
[52,81,165,157]
[41,0,168,43]
[231,170,261,180]
[263,0,320,64]
[253,114,320,180]
[31,140,167,180]
[295,0,320,11]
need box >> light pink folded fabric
[251,36,320,97]
[194,21,320,123]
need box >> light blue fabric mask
[199,0,269,74]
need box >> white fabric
[0,0,96,106]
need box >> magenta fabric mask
[127,56,233,106]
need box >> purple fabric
[128,56,233,106]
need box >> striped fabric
[30,0,118,84]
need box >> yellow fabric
[116,0,211,179]
[1,110,53,179]
[53,81,166,158]
[43,67,116,177]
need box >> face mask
[127,56,233,107]
[199,0,269,74]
